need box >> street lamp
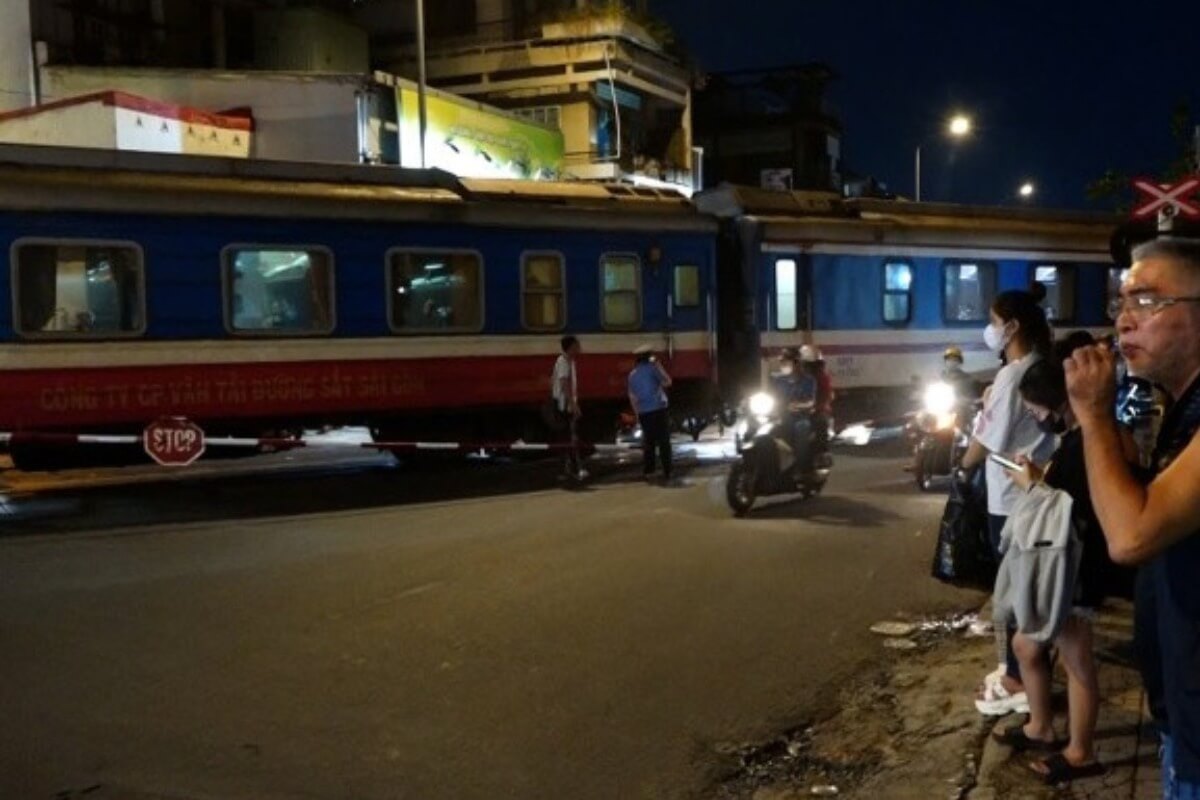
[416,0,428,168]
[1018,181,1036,200]
[915,113,973,202]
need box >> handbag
[931,468,996,591]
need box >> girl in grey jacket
[991,334,1125,785]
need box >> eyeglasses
[1107,294,1200,321]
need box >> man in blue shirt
[628,345,673,483]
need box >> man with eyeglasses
[1066,237,1200,798]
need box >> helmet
[800,345,820,363]
[943,346,964,363]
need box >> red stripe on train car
[0,350,713,429]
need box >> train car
[698,185,1120,419]
[0,145,718,469]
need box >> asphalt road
[0,446,982,800]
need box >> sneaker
[575,468,590,481]
[982,664,1006,688]
[975,678,1030,716]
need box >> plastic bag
[931,468,996,591]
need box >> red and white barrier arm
[0,431,635,454]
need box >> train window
[389,250,483,333]
[522,252,565,331]
[883,261,913,323]
[1108,267,1130,311]
[1031,265,1076,321]
[775,259,797,330]
[224,247,334,335]
[12,240,145,338]
[600,254,641,329]
[674,265,700,307]
[942,261,997,322]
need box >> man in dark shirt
[1065,237,1200,795]
[772,348,818,471]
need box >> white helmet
[800,345,820,363]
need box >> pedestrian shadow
[745,493,906,528]
[1093,640,1138,669]
[1092,722,1146,742]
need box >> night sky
[649,0,1200,210]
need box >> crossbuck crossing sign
[1132,176,1200,219]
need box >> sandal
[1030,753,1107,785]
[991,724,1063,752]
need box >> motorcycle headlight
[748,392,776,417]
[923,382,957,416]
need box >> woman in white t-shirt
[959,290,1058,716]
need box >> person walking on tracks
[552,335,587,480]
[628,344,673,483]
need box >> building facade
[693,64,841,192]
[0,0,690,189]
[364,0,695,189]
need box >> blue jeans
[1163,735,1200,800]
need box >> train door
[714,223,758,401]
[666,262,706,361]
[762,249,812,382]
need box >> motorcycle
[907,380,975,491]
[726,390,833,516]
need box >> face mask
[983,322,1009,353]
[1037,412,1067,435]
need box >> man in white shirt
[552,335,586,480]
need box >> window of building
[674,265,701,307]
[883,260,913,323]
[513,105,562,130]
[12,240,145,338]
[1031,265,1076,322]
[522,252,565,330]
[389,250,484,333]
[775,258,797,330]
[600,254,641,329]
[942,261,997,322]
[224,247,334,335]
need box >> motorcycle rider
[941,346,976,400]
[772,347,818,470]
[803,345,835,467]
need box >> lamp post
[915,113,972,202]
[416,0,428,169]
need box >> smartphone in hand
[988,452,1023,472]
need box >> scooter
[906,380,976,491]
[726,391,832,516]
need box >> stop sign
[143,417,206,467]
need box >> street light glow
[916,110,975,202]
[1019,181,1036,198]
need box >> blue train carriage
[698,185,1119,420]
[0,145,718,469]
